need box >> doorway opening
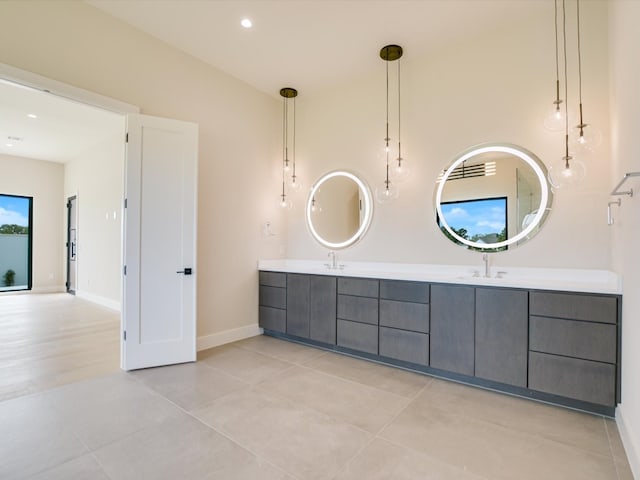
[0,193,32,292]
[66,195,77,295]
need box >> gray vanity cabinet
[286,274,337,344]
[528,291,618,406]
[258,271,287,333]
[337,278,379,354]
[378,280,430,366]
[430,284,475,376]
[475,288,528,387]
[286,274,310,337]
[309,275,337,344]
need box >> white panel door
[122,113,198,370]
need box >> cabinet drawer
[530,292,617,324]
[380,280,429,304]
[259,285,286,309]
[337,278,379,298]
[379,327,429,365]
[259,306,286,333]
[259,271,287,288]
[530,316,616,364]
[337,295,378,325]
[528,352,615,406]
[337,319,378,354]
[379,299,429,333]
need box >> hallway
[0,293,120,402]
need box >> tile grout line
[329,377,436,480]
[603,416,625,480]
[126,373,301,480]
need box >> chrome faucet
[327,251,337,269]
[482,253,490,278]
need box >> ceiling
[87,0,550,98]
[0,80,123,163]
[1,0,550,163]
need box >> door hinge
[123,330,127,341]
[123,265,127,275]
[124,198,127,208]
[125,132,129,143]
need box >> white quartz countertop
[258,259,622,295]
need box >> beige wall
[0,154,64,291]
[610,1,640,475]
[287,2,611,270]
[64,131,125,308]
[0,1,284,340]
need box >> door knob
[176,268,192,275]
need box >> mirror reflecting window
[306,171,373,250]
[434,144,553,251]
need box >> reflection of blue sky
[0,196,29,226]
[441,198,506,236]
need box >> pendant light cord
[562,0,570,165]
[554,0,561,108]
[281,95,287,198]
[292,96,296,180]
[576,0,585,131]
[385,53,390,188]
[397,59,402,162]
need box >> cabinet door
[475,288,528,387]
[430,285,475,376]
[286,274,310,337]
[309,276,337,344]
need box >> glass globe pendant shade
[570,124,602,153]
[289,175,303,192]
[374,180,400,204]
[310,197,322,214]
[548,156,586,189]
[278,195,292,210]
[390,156,411,183]
[543,103,566,132]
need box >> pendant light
[571,0,602,152]
[543,0,567,132]
[375,44,403,204]
[279,87,298,209]
[548,0,585,188]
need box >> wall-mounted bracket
[611,172,640,197]
[607,198,622,226]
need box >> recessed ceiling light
[5,143,14,147]
[241,18,253,29]
[27,113,37,119]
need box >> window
[438,196,508,251]
[0,194,33,291]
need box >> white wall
[0,1,284,342]
[0,154,64,291]
[64,131,125,309]
[609,1,640,476]
[287,2,611,271]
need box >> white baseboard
[75,290,121,311]
[31,285,66,293]
[616,405,640,478]
[197,324,263,351]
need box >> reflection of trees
[440,225,507,252]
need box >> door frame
[66,195,77,295]
[1,62,139,369]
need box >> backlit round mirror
[306,170,373,250]
[434,143,553,251]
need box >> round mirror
[306,170,373,250]
[434,143,553,251]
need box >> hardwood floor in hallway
[0,293,120,402]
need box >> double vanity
[261,143,622,416]
[259,260,621,416]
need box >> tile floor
[0,331,635,479]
